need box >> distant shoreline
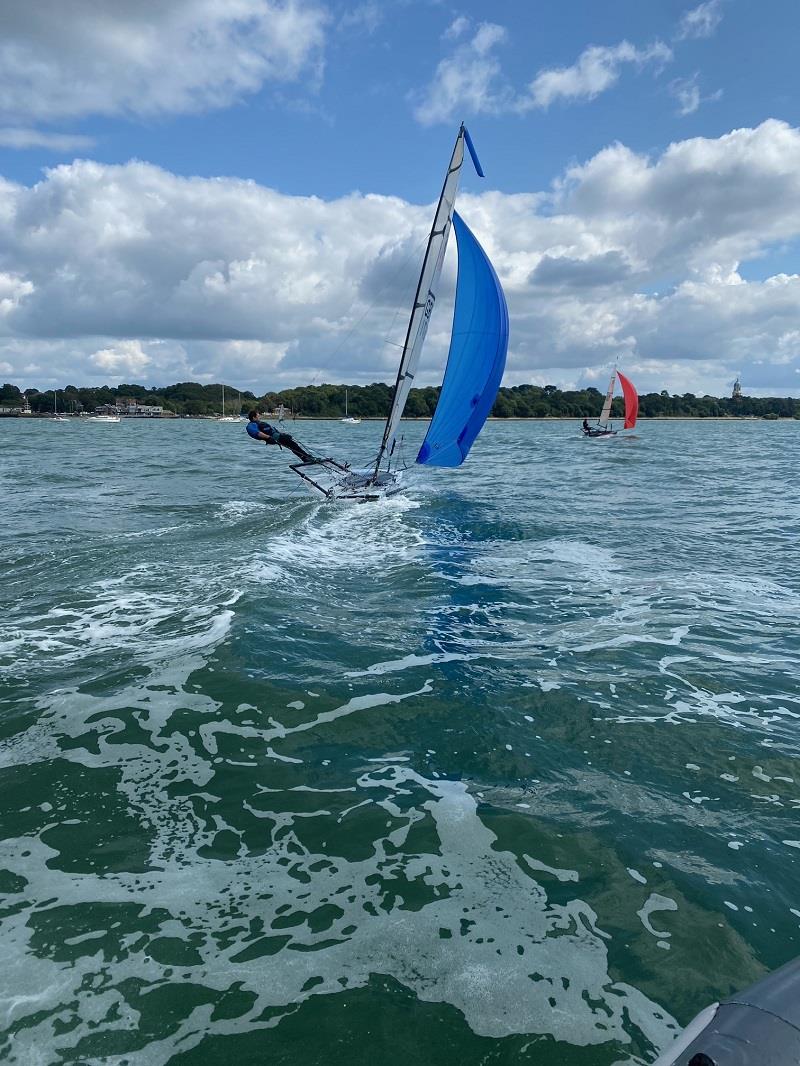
[5,380,797,420]
[2,413,798,423]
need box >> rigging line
[318,231,430,367]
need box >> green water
[1,417,798,1064]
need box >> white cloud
[670,76,701,116]
[443,17,471,41]
[0,128,94,151]
[0,0,327,122]
[413,22,509,127]
[527,40,673,109]
[90,340,152,374]
[677,0,724,40]
[3,121,800,395]
[0,271,34,323]
[338,3,382,35]
[413,28,672,124]
[669,74,722,117]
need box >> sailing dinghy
[287,125,509,501]
[583,369,638,438]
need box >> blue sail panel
[416,211,509,468]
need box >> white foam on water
[217,500,255,522]
[637,894,678,940]
[0,659,681,1064]
[199,683,433,754]
[240,494,426,615]
[522,854,579,883]
[454,538,621,589]
[345,650,482,677]
[686,572,800,610]
[116,524,186,539]
[574,625,689,656]
[0,565,240,675]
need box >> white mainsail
[374,126,468,472]
[598,370,616,426]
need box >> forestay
[416,212,509,468]
[375,125,483,473]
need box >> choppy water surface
[1,417,799,1064]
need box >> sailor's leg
[279,433,315,463]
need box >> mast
[373,124,482,477]
[221,382,225,417]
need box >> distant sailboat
[216,382,240,422]
[285,124,508,501]
[340,389,361,424]
[583,369,638,438]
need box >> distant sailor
[246,410,315,462]
[582,417,591,434]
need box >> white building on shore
[95,399,170,417]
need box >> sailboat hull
[290,460,403,502]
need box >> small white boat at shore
[52,389,68,422]
[215,383,241,422]
[85,415,120,423]
[340,389,361,424]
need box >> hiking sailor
[246,410,315,463]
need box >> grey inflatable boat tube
[653,956,800,1064]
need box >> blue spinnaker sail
[416,211,509,468]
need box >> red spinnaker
[617,370,638,429]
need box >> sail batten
[416,212,508,468]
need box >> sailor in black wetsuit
[582,418,591,434]
[246,410,315,462]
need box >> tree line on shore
[2,380,798,419]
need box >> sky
[1,0,799,397]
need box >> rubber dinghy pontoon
[653,955,800,1065]
[287,124,509,502]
